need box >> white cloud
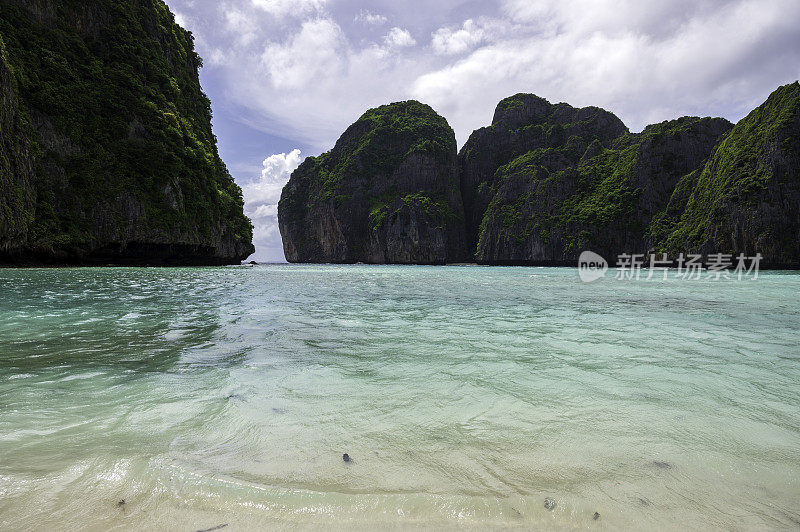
[166,0,800,260]
[413,0,800,138]
[223,7,258,46]
[207,48,227,66]
[179,0,800,156]
[173,10,189,28]
[215,16,426,147]
[224,7,252,31]
[355,9,387,26]
[431,19,487,55]
[251,0,326,18]
[242,149,304,262]
[501,0,714,37]
[261,18,345,89]
[384,27,416,49]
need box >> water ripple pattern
[0,265,798,530]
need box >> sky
[163,0,800,262]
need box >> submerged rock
[196,525,227,532]
[651,460,672,469]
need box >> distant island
[279,83,800,267]
[0,0,253,266]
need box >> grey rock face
[474,115,733,264]
[0,0,254,265]
[458,94,628,256]
[0,36,35,256]
[280,85,800,267]
[279,101,466,264]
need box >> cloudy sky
[164,0,800,262]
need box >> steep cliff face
[0,0,253,264]
[278,84,800,267]
[661,82,800,266]
[279,101,466,264]
[459,94,628,255]
[475,115,733,263]
[0,34,35,255]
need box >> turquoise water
[0,265,799,530]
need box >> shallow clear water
[0,265,798,530]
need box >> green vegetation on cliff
[278,100,465,264]
[0,0,252,263]
[309,100,456,201]
[368,191,457,232]
[474,115,733,262]
[663,82,800,259]
[0,33,35,251]
[458,93,629,256]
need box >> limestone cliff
[660,82,800,267]
[474,113,732,264]
[280,85,800,267]
[279,101,466,264]
[0,0,253,265]
[0,34,35,255]
[459,94,628,255]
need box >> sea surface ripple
[0,265,798,530]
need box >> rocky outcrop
[279,101,466,264]
[459,94,628,255]
[279,84,800,267]
[0,35,35,256]
[474,114,733,263]
[0,0,253,265]
[660,82,800,267]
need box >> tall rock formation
[474,112,732,263]
[660,82,800,266]
[0,34,35,256]
[459,94,628,255]
[279,83,800,268]
[279,101,466,264]
[0,0,253,265]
